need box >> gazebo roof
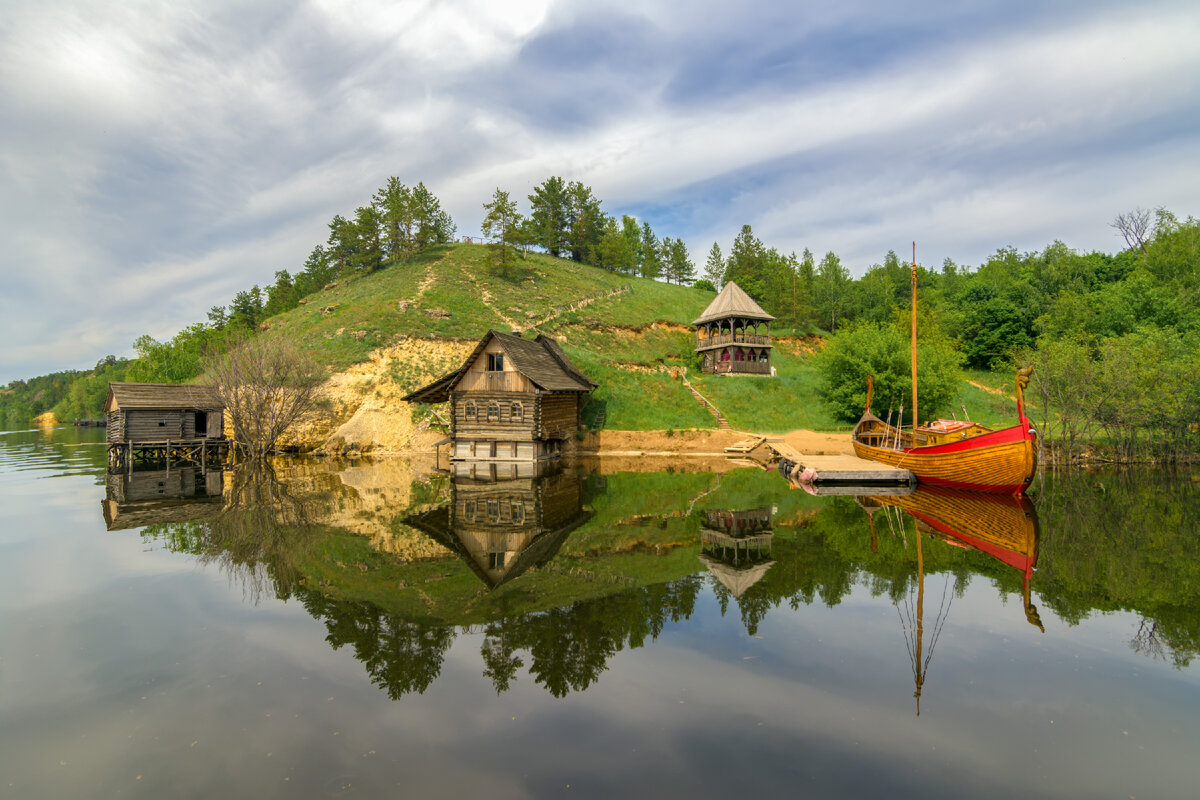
[692,281,775,325]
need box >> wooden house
[403,466,590,590]
[105,382,228,467]
[403,331,597,461]
[693,281,775,375]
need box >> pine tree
[528,176,569,257]
[481,188,523,276]
[640,221,662,279]
[704,242,724,287]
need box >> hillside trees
[481,188,524,276]
[528,176,569,257]
[814,251,851,332]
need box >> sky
[2,0,1198,383]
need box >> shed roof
[402,331,597,404]
[692,281,775,325]
[106,382,223,413]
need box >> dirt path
[966,379,1014,400]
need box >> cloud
[1,0,1198,382]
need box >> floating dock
[725,436,915,486]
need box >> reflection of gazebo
[404,467,590,590]
[698,507,775,597]
[102,465,225,531]
[693,281,775,375]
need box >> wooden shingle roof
[402,331,596,404]
[692,281,775,325]
[106,382,224,413]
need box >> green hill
[253,242,866,432]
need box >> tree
[528,176,569,257]
[565,181,604,263]
[351,203,383,273]
[815,320,962,425]
[663,237,695,284]
[815,250,851,332]
[481,188,524,276]
[639,221,662,279]
[205,335,325,459]
[1111,207,1152,252]
[704,242,724,287]
[229,286,264,330]
[724,225,767,299]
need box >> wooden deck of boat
[724,436,914,485]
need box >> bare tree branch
[1111,207,1152,252]
[205,335,325,459]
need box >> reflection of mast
[899,516,953,716]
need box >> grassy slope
[257,242,1028,433]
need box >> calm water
[2,427,1199,799]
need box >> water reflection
[97,456,1200,703]
[404,462,591,590]
[102,465,224,530]
[854,486,1043,713]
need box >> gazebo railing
[696,333,770,347]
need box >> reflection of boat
[849,246,1037,495]
[404,466,591,590]
[102,465,225,531]
[858,486,1043,713]
[698,507,775,598]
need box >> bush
[815,321,962,424]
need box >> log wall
[538,393,580,439]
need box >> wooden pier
[107,439,230,472]
[725,435,914,486]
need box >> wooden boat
[850,243,1037,495]
[852,368,1038,494]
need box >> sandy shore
[570,428,854,458]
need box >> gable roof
[402,331,596,404]
[106,382,223,413]
[692,281,775,325]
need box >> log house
[105,382,228,468]
[403,331,597,461]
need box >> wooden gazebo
[693,282,774,375]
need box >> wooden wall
[451,390,538,441]
[107,408,224,443]
[538,393,580,439]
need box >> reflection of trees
[1033,470,1200,667]
[480,576,703,697]
[297,589,455,699]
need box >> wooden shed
[693,281,775,375]
[403,331,597,461]
[105,382,228,468]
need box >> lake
[1,426,1198,798]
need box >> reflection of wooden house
[693,281,774,375]
[404,467,590,589]
[403,331,596,461]
[698,506,775,597]
[102,465,225,531]
[106,382,228,467]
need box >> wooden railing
[713,361,772,375]
[696,333,770,347]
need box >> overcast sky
[2,0,1198,383]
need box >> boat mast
[911,241,918,433]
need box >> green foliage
[692,278,716,293]
[815,320,963,424]
[481,188,524,276]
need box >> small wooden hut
[102,465,225,531]
[693,281,775,375]
[698,506,776,597]
[403,331,597,461]
[105,382,228,468]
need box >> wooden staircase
[681,376,731,430]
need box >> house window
[486,499,501,522]
[511,401,524,422]
[487,401,500,422]
[511,501,525,524]
[464,500,477,521]
[487,353,504,371]
[465,400,477,421]
[488,551,506,569]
